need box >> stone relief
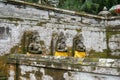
[73,33,85,52]
[51,32,69,57]
[56,32,68,52]
[73,33,86,58]
[50,32,87,57]
[23,31,42,54]
[27,31,42,54]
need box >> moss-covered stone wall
[0,1,119,59]
[7,54,120,80]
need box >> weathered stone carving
[27,31,42,54]
[56,32,67,52]
[73,33,86,58]
[54,32,68,57]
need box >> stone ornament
[73,33,86,58]
[28,31,42,54]
[54,32,68,57]
[98,6,111,17]
[56,32,67,52]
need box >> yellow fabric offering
[74,51,86,58]
[54,51,68,57]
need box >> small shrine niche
[73,33,86,58]
[52,32,69,57]
[55,32,68,52]
[20,30,43,55]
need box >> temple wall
[7,54,120,80]
[0,1,120,58]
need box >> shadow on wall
[0,27,11,40]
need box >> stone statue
[75,41,86,52]
[56,32,67,52]
[54,32,68,57]
[56,40,67,52]
[28,31,42,54]
[73,33,86,58]
[74,34,85,52]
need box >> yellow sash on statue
[74,51,86,58]
[54,51,68,57]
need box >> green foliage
[80,0,99,14]
[59,0,82,12]
[24,0,120,14]
[88,49,108,58]
[0,56,7,78]
[58,0,120,14]
[25,0,39,3]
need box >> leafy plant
[24,0,120,14]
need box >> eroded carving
[27,31,42,54]
[73,33,86,58]
[54,32,68,57]
[56,32,67,52]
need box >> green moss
[88,49,108,58]
[5,17,23,22]
[64,28,67,31]
[67,47,73,56]
[52,32,58,37]
[106,27,120,37]
[76,29,81,33]
[63,20,70,23]
[45,68,65,80]
[0,56,8,77]
[88,49,120,59]
[106,29,120,39]
[40,40,45,45]
[54,22,62,24]
[10,46,19,54]
[107,53,120,59]
[36,22,47,26]
[106,27,120,58]
[14,23,19,26]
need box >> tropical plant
[58,0,120,14]
[24,0,120,14]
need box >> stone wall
[0,1,120,58]
[7,54,120,80]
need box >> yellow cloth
[26,52,31,56]
[54,51,68,57]
[74,51,86,58]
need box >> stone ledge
[0,16,39,21]
[8,54,120,76]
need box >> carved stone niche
[51,31,68,56]
[0,27,11,40]
[73,33,86,57]
[21,30,43,54]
